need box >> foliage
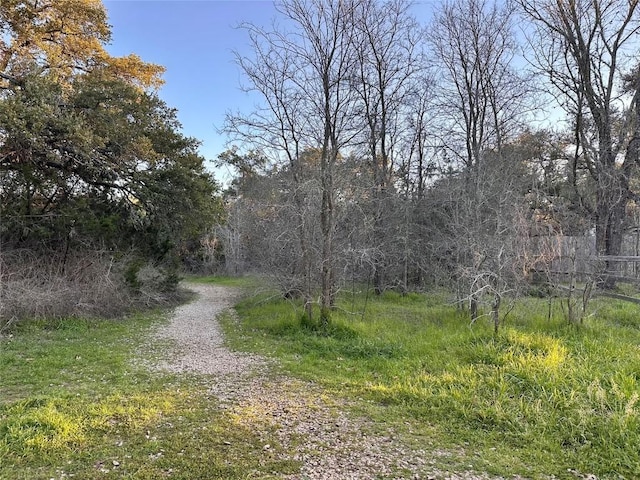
[226,286,640,478]
[1,70,221,255]
[0,0,164,88]
[0,1,224,316]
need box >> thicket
[219,0,640,327]
[0,1,222,326]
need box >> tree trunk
[374,268,384,296]
[492,292,501,335]
[595,168,627,290]
[470,295,479,323]
[373,184,388,295]
[320,146,336,326]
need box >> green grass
[4,276,640,479]
[223,287,640,479]
[184,274,260,288]
[0,310,298,479]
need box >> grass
[223,287,640,479]
[184,274,260,288]
[0,308,299,479]
[4,276,640,479]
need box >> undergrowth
[0,249,189,329]
[224,287,640,479]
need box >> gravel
[151,283,268,378]
[144,283,527,480]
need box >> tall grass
[225,288,640,478]
[0,249,188,330]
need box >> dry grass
[0,249,183,329]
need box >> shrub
[0,249,183,329]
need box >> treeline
[217,0,640,327]
[0,0,221,324]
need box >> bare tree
[352,1,424,195]
[224,15,316,317]
[224,0,361,323]
[519,0,640,287]
[426,0,534,321]
[429,0,530,173]
[426,144,544,331]
[350,0,426,293]
[402,75,439,199]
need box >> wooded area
[217,0,640,327]
[2,0,640,329]
[0,0,222,324]
[3,3,640,478]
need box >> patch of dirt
[144,283,521,480]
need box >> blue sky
[103,0,280,181]
[103,0,435,183]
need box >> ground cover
[225,287,640,479]
[3,277,639,479]
[0,311,297,479]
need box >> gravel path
[146,283,511,480]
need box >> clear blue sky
[103,0,434,183]
[103,0,279,182]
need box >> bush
[0,249,183,330]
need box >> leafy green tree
[0,69,220,259]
